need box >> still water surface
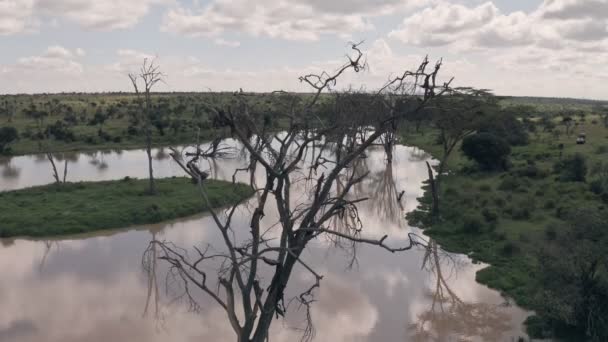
[0,143,531,341]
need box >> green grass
[402,118,608,339]
[0,92,300,155]
[0,177,253,238]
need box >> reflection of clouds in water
[407,243,530,341]
[0,259,380,342]
[0,239,90,279]
[364,268,410,298]
[0,142,531,341]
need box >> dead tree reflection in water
[155,147,170,161]
[38,240,58,271]
[0,157,20,180]
[142,232,165,330]
[409,240,511,342]
[147,44,450,342]
[368,163,404,224]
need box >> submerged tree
[148,43,451,342]
[129,58,164,195]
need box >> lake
[0,141,531,342]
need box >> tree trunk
[146,126,156,195]
[47,153,61,184]
[251,245,304,342]
[426,161,439,217]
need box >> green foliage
[461,213,486,234]
[534,208,608,341]
[461,133,511,170]
[0,126,18,154]
[0,178,253,237]
[47,120,76,142]
[404,107,608,340]
[554,153,587,182]
[0,93,291,155]
[479,111,529,146]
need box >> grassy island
[0,177,253,238]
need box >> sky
[0,0,606,99]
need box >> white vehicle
[576,133,586,145]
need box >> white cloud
[391,0,608,50]
[44,45,75,59]
[0,0,171,34]
[161,0,433,41]
[539,0,608,20]
[0,0,36,35]
[35,0,170,30]
[15,46,85,75]
[162,1,372,41]
[214,38,241,47]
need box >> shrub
[482,208,499,223]
[493,196,506,207]
[511,207,531,220]
[498,176,521,191]
[589,179,606,195]
[478,111,529,146]
[596,145,608,154]
[479,184,492,192]
[461,133,511,170]
[554,153,587,182]
[0,126,18,154]
[544,225,557,241]
[47,120,75,142]
[501,241,520,256]
[461,214,486,234]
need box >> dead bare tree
[46,153,68,184]
[129,58,164,195]
[149,43,451,342]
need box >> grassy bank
[402,119,608,339]
[0,177,253,238]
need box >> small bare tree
[129,58,164,194]
[46,153,68,184]
[149,43,451,342]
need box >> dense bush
[0,126,18,154]
[478,111,529,146]
[461,213,486,234]
[481,208,499,223]
[47,120,75,142]
[513,163,550,179]
[498,175,523,191]
[554,153,587,182]
[461,133,511,170]
[535,208,608,341]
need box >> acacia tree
[561,115,574,137]
[149,44,451,342]
[129,58,164,194]
[425,88,493,216]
